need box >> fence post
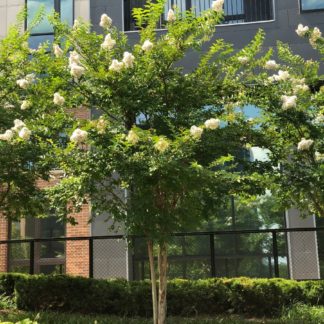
[272,231,279,277]
[29,241,34,275]
[209,234,216,277]
[89,238,94,278]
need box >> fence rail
[0,227,323,281]
[124,0,274,31]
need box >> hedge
[1,273,324,317]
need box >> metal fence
[0,227,323,280]
[124,0,274,31]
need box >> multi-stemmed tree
[45,1,273,322]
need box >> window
[26,0,74,48]
[300,0,324,11]
[124,0,274,31]
[9,216,66,274]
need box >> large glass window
[9,216,66,274]
[124,0,274,31]
[300,0,324,11]
[27,0,74,48]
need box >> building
[0,0,323,280]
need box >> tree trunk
[147,240,158,324]
[158,241,168,324]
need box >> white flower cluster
[281,95,297,110]
[212,0,224,13]
[126,130,139,144]
[296,24,309,37]
[313,114,324,125]
[100,14,113,29]
[101,34,116,51]
[190,125,203,139]
[315,151,324,161]
[70,128,88,144]
[97,117,108,134]
[204,118,220,129]
[154,138,169,153]
[53,44,63,58]
[69,51,85,80]
[167,9,176,22]
[0,119,31,142]
[292,79,309,94]
[297,138,314,151]
[109,52,135,72]
[20,100,31,110]
[265,60,278,70]
[0,130,14,141]
[16,73,35,89]
[268,70,290,83]
[237,56,249,65]
[53,92,65,106]
[309,27,322,48]
[142,40,154,52]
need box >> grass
[0,310,274,324]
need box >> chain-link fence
[1,227,323,280]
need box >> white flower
[53,92,65,106]
[310,27,322,48]
[154,138,169,153]
[212,0,224,12]
[315,152,324,161]
[0,130,14,142]
[142,40,154,52]
[297,138,314,151]
[281,95,297,110]
[11,119,26,132]
[69,51,81,66]
[20,100,31,110]
[167,9,176,22]
[97,117,108,134]
[204,118,220,130]
[16,79,29,89]
[313,114,324,125]
[18,127,31,141]
[296,24,309,37]
[237,56,249,64]
[190,125,203,139]
[293,84,309,93]
[126,130,139,145]
[122,52,135,68]
[101,34,116,50]
[70,128,88,144]
[4,103,14,110]
[109,59,124,72]
[100,14,112,29]
[276,70,290,81]
[73,19,80,29]
[70,64,85,79]
[53,44,63,58]
[265,60,278,70]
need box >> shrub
[1,273,324,317]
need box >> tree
[0,13,75,220]
[248,24,324,218]
[45,1,272,322]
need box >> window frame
[25,0,75,36]
[300,0,324,13]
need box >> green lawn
[1,304,324,323]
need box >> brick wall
[0,215,8,272]
[66,204,91,277]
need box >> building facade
[0,0,323,279]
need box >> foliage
[0,273,323,317]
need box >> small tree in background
[248,24,324,218]
[0,13,75,220]
[46,1,272,322]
